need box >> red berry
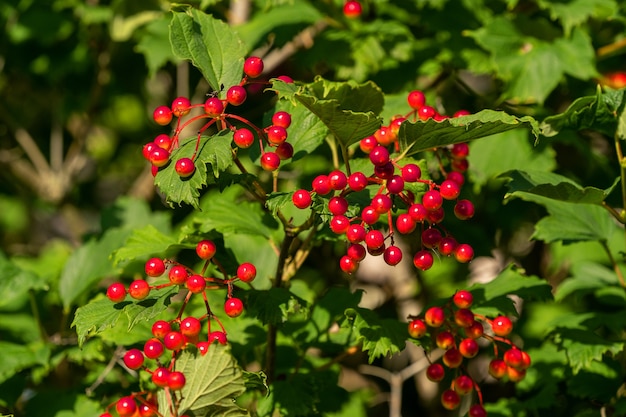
[168,371,186,390]
[129,279,150,300]
[454,308,474,328]
[204,97,224,117]
[226,85,247,106]
[145,258,165,277]
[171,96,191,117]
[186,274,207,294]
[371,194,392,214]
[374,162,394,180]
[292,189,312,209]
[452,158,469,172]
[436,330,455,349]
[458,338,479,358]
[276,142,294,160]
[106,283,126,303]
[266,125,288,145]
[153,106,173,126]
[401,164,421,182]
[149,147,170,167]
[339,255,359,274]
[441,389,461,410]
[328,196,349,215]
[451,142,469,159]
[413,250,434,271]
[455,243,474,263]
[347,243,366,261]
[346,224,367,243]
[237,262,257,283]
[365,230,385,250]
[144,337,165,359]
[343,0,362,18]
[361,206,380,225]
[383,245,403,266]
[139,402,157,417]
[348,172,369,191]
[143,142,157,160]
[359,136,377,153]
[396,214,416,234]
[116,396,137,417]
[438,237,458,256]
[418,105,436,120]
[408,203,428,222]
[443,348,463,368]
[369,146,390,166]
[272,111,292,128]
[465,320,484,339]
[328,170,348,190]
[233,128,255,148]
[489,358,507,379]
[152,367,170,387]
[446,171,465,186]
[276,75,294,83]
[168,265,188,285]
[439,180,461,200]
[151,320,171,339]
[154,133,173,151]
[424,306,445,327]
[469,404,487,417]
[330,215,350,234]
[312,175,332,195]
[224,297,244,317]
[209,331,228,345]
[164,331,185,351]
[421,228,442,248]
[426,363,445,382]
[507,365,526,382]
[521,350,532,370]
[491,315,513,336]
[503,348,524,370]
[123,348,145,370]
[454,199,475,220]
[408,318,427,338]
[453,290,473,309]
[175,157,195,177]
[407,90,426,110]
[244,56,264,78]
[427,207,445,224]
[261,152,280,171]
[422,190,443,211]
[180,316,202,337]
[386,175,405,194]
[196,240,217,260]
[197,341,209,355]
[453,375,474,395]
[374,126,396,146]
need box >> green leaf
[553,328,624,374]
[135,14,174,77]
[0,341,50,384]
[163,346,247,416]
[540,86,626,138]
[112,224,181,266]
[270,77,384,147]
[536,0,619,36]
[398,109,539,157]
[155,131,234,208]
[555,262,621,302]
[169,7,247,94]
[341,307,407,362]
[246,288,306,325]
[72,287,177,346]
[0,252,48,310]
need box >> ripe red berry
[347,243,366,261]
[180,316,202,337]
[453,290,473,309]
[343,0,362,18]
[312,175,332,195]
[374,162,395,180]
[459,338,479,358]
[233,128,255,148]
[224,297,244,317]
[369,146,390,166]
[453,375,474,395]
[451,142,469,159]
[154,133,173,151]
[469,404,487,417]
[186,274,207,294]
[365,230,385,250]
[139,402,157,417]
[328,170,348,190]
[348,172,369,191]
[196,240,217,260]
[465,320,484,339]
[143,142,158,160]
[339,255,359,274]
[408,318,427,338]
[106,283,126,303]
[424,306,445,327]
[421,228,442,248]
[151,320,171,339]
[438,237,458,256]
[266,125,288,145]
[396,213,416,234]
[443,348,463,368]
[197,341,209,355]
[441,389,461,410]
[346,224,367,243]
[276,142,294,160]
[164,331,185,351]
[243,56,264,78]
[261,151,281,171]
[454,308,474,328]
[452,158,469,172]
[168,265,188,285]
[123,348,145,370]
[204,97,224,117]
[237,262,257,283]
[386,175,405,194]
[447,171,465,186]
[330,215,350,234]
[171,96,191,117]
[292,189,312,209]
[361,206,380,225]
[413,250,434,271]
[383,245,403,266]
[422,190,443,211]
[153,106,173,126]
[408,203,428,222]
[272,111,292,128]
[439,180,461,200]
[359,136,377,153]
[152,367,170,387]
[407,90,426,110]
[426,363,445,382]
[168,371,186,390]
[145,258,165,277]
[507,365,526,382]
[328,196,349,215]
[489,358,508,379]
[371,194,392,214]
[226,85,247,106]
[401,164,421,182]
[129,279,150,300]
[503,348,524,370]
[116,396,137,417]
[175,157,195,178]
[435,330,455,349]
[427,207,445,223]
[149,147,170,167]
[418,105,436,120]
[455,243,474,263]
[491,315,513,336]
[374,125,396,146]
[276,75,294,83]
[144,338,165,359]
[209,331,228,345]
[521,350,532,370]
[454,199,475,220]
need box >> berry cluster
[408,290,531,416]
[292,90,475,274]
[101,241,256,417]
[142,56,296,177]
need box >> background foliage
[1,0,626,416]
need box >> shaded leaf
[0,341,49,384]
[112,224,182,266]
[0,253,48,310]
[341,307,406,362]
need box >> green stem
[340,143,352,176]
[600,240,626,288]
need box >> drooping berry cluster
[291,90,475,274]
[142,56,296,177]
[408,290,531,416]
[101,241,256,417]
